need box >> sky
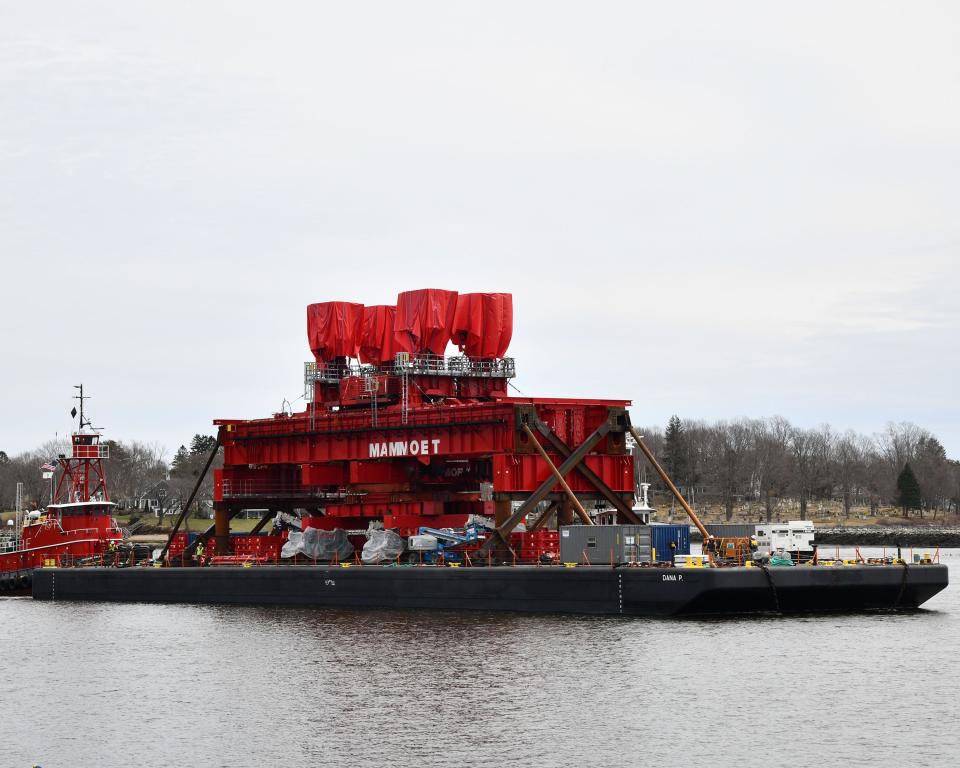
[1,1,958,459]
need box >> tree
[706,419,752,521]
[190,434,217,456]
[834,431,864,518]
[758,416,792,522]
[170,445,190,476]
[789,428,813,518]
[170,436,223,518]
[913,436,950,518]
[896,463,922,517]
[663,416,690,513]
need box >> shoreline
[688,526,960,548]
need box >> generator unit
[754,520,816,561]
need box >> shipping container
[559,525,651,565]
[649,524,690,562]
[705,523,756,538]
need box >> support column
[214,506,231,555]
[557,498,575,528]
[494,500,512,527]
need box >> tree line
[0,434,221,516]
[635,416,959,521]
[3,419,957,523]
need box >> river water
[1,550,957,768]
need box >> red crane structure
[168,289,642,559]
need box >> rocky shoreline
[812,527,960,548]
[690,526,960,548]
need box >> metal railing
[71,444,109,459]
[220,480,361,500]
[305,355,516,387]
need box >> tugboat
[0,386,123,593]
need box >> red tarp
[359,305,411,364]
[452,292,513,358]
[395,289,458,355]
[307,301,364,362]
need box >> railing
[220,480,360,500]
[71,444,109,459]
[305,355,516,386]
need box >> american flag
[40,460,57,472]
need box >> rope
[894,561,910,608]
[759,564,781,613]
[507,380,529,397]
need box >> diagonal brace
[522,424,592,524]
[534,421,640,524]
[159,434,221,561]
[480,419,612,554]
[528,500,560,532]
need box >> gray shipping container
[704,523,756,538]
[559,525,651,565]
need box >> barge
[25,289,950,614]
[31,561,948,615]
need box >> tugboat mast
[73,383,91,430]
[53,385,110,504]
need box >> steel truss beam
[522,424,592,524]
[159,435,221,561]
[528,500,560,532]
[627,425,711,542]
[478,416,615,555]
[533,421,641,524]
[249,509,276,536]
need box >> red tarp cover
[452,292,513,358]
[307,301,364,362]
[395,289,458,355]
[359,305,411,364]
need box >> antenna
[73,384,92,430]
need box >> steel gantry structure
[165,289,642,557]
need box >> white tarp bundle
[361,529,404,564]
[280,531,303,559]
[280,527,355,561]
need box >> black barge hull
[30,564,948,616]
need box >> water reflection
[0,558,955,767]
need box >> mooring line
[894,561,909,608]
[759,564,781,613]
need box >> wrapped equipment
[361,529,405,564]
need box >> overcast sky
[1,1,958,459]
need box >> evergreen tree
[896,462,922,516]
[170,445,190,477]
[663,415,689,486]
[189,434,217,456]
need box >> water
[2,551,957,768]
